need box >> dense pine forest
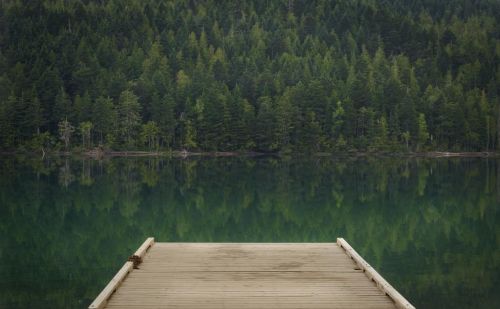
[1,0,500,153]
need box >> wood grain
[90,240,413,309]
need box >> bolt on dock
[89,238,414,309]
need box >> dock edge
[88,237,155,309]
[337,238,415,309]
[89,238,414,309]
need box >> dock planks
[90,239,414,309]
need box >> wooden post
[337,238,415,309]
[128,237,155,268]
[133,237,154,259]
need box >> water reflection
[0,156,499,308]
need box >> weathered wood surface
[337,238,415,309]
[89,238,155,309]
[91,240,414,309]
[88,261,133,309]
[132,237,154,259]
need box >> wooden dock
[89,238,414,309]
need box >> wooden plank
[336,238,415,309]
[128,237,155,268]
[88,261,133,309]
[133,237,155,259]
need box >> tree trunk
[486,116,490,151]
[497,103,500,151]
[497,159,500,203]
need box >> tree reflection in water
[0,156,499,308]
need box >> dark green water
[0,156,499,308]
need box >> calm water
[0,156,499,308]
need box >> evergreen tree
[141,121,160,150]
[78,121,93,149]
[53,87,72,125]
[117,90,141,147]
[1,0,499,153]
[255,96,277,152]
[182,119,197,150]
[0,95,17,148]
[151,94,176,148]
[91,96,116,145]
[74,92,92,124]
[417,114,429,151]
[58,119,74,151]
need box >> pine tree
[0,95,17,148]
[117,90,141,147]
[182,120,197,150]
[2,0,500,152]
[141,121,160,150]
[151,94,176,148]
[53,87,72,124]
[255,96,277,152]
[78,121,93,149]
[417,113,429,151]
[74,92,92,124]
[91,96,116,145]
[58,118,74,150]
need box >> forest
[1,0,500,153]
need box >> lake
[0,156,499,308]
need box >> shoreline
[1,150,499,159]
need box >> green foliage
[26,132,52,155]
[1,0,500,152]
[58,119,74,151]
[417,114,430,151]
[53,88,72,124]
[78,121,93,149]
[0,95,17,147]
[182,120,197,150]
[140,121,160,150]
[371,116,390,151]
[117,90,141,147]
[151,94,176,148]
[402,131,411,151]
[92,96,116,145]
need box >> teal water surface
[0,156,499,308]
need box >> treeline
[1,0,500,153]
